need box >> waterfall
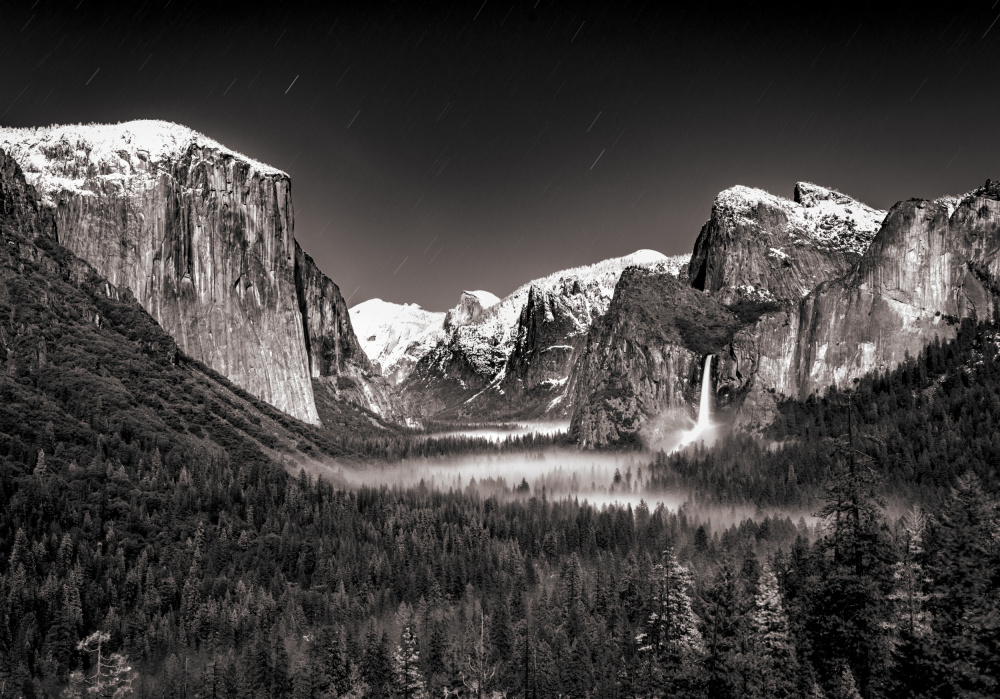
[670,354,716,452]
[696,354,713,430]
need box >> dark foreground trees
[0,443,996,699]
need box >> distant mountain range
[4,120,997,448]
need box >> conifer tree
[810,404,897,699]
[75,631,137,698]
[635,548,704,698]
[917,473,1000,697]
[747,563,798,699]
[462,603,498,699]
[361,629,395,699]
[700,561,748,699]
[890,504,929,638]
[393,622,427,699]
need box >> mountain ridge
[572,178,1000,446]
[400,249,690,420]
[0,120,394,426]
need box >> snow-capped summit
[692,182,887,303]
[445,290,502,331]
[713,182,885,256]
[349,299,447,385]
[0,119,284,205]
[405,249,692,418]
[456,249,692,375]
[465,290,501,308]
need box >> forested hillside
[653,318,1000,506]
[2,415,997,698]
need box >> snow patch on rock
[442,249,690,380]
[465,290,500,308]
[349,299,447,384]
[714,182,886,256]
[0,120,285,205]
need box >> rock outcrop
[688,182,885,303]
[571,180,1000,446]
[0,150,56,242]
[0,121,388,426]
[0,122,318,423]
[402,250,689,420]
[295,243,370,379]
[502,283,590,411]
[743,185,1000,404]
[1,146,395,473]
[295,244,404,421]
[444,290,500,331]
[569,268,741,447]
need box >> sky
[2,1,1000,311]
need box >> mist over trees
[0,428,997,698]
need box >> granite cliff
[0,121,389,425]
[688,182,885,303]
[0,145,394,473]
[731,183,1000,428]
[571,181,1000,447]
[294,244,403,422]
[401,250,689,420]
[568,268,742,447]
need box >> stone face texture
[688,183,883,303]
[0,150,56,243]
[294,243,404,421]
[570,269,737,447]
[746,191,1000,402]
[294,242,370,378]
[32,142,320,424]
[402,254,680,421]
[504,285,585,396]
[569,183,1000,443]
[444,291,494,331]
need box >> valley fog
[422,420,571,442]
[339,446,681,511]
[333,422,818,526]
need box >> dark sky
[2,2,999,311]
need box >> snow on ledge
[712,182,887,256]
[0,119,285,204]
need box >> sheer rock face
[444,290,499,331]
[295,243,405,422]
[402,251,688,420]
[501,283,590,411]
[742,187,1000,405]
[688,182,885,303]
[294,243,403,421]
[569,269,740,448]
[0,121,391,426]
[295,242,370,378]
[567,182,1000,445]
[0,123,320,424]
[0,150,56,243]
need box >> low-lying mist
[322,421,819,528]
[339,445,674,510]
[422,420,571,443]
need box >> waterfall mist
[645,354,720,453]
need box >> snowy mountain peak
[432,249,690,379]
[463,290,501,308]
[794,181,858,207]
[349,298,447,384]
[0,119,284,205]
[713,182,886,255]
